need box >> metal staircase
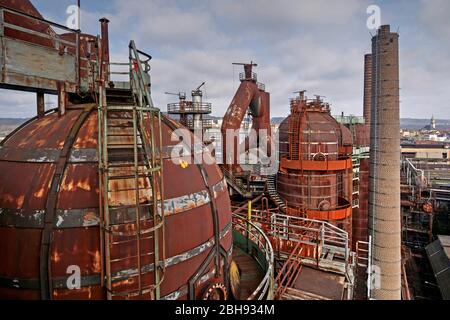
[220,164,253,198]
[274,242,303,299]
[267,175,286,210]
[98,40,165,300]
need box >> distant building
[423,115,437,130]
[401,142,450,159]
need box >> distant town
[2,115,450,147]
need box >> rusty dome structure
[0,107,232,300]
[0,1,233,300]
[276,91,354,237]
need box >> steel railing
[183,118,213,129]
[128,40,165,299]
[274,242,303,299]
[167,102,212,114]
[98,40,166,300]
[239,72,257,82]
[269,214,350,267]
[232,214,274,300]
[257,82,266,91]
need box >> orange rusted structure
[221,63,271,173]
[0,107,232,300]
[277,92,353,240]
[0,1,232,300]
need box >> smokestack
[99,18,110,66]
[368,25,401,300]
[363,54,373,126]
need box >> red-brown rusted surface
[277,94,353,238]
[60,32,98,91]
[221,64,271,172]
[0,108,232,300]
[353,124,370,147]
[0,0,55,48]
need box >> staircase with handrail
[98,40,165,300]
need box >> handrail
[404,157,425,184]
[239,72,257,81]
[274,242,303,299]
[167,102,212,113]
[129,40,157,110]
[269,214,350,266]
[232,214,274,300]
[128,40,166,299]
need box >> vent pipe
[368,24,401,300]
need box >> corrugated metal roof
[426,235,450,300]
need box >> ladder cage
[97,39,165,300]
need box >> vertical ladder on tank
[289,109,301,161]
[98,40,165,300]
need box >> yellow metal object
[229,260,241,299]
[179,159,189,169]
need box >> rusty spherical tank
[0,107,232,300]
[276,95,353,235]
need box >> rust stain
[0,105,232,299]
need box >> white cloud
[214,0,366,27]
[1,0,448,119]
[419,0,450,39]
[0,90,57,118]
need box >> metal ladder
[98,40,165,300]
[289,114,300,160]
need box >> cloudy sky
[1,0,449,119]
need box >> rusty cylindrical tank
[277,93,353,238]
[0,106,232,300]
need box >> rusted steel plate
[162,159,206,199]
[0,145,218,163]
[0,107,233,300]
[0,228,41,278]
[58,163,99,209]
[2,110,81,149]
[60,33,98,93]
[0,146,60,162]
[277,171,338,209]
[0,162,55,210]
[53,286,105,300]
[281,157,352,171]
[72,112,98,149]
[0,178,228,228]
[306,205,352,221]
[0,221,232,299]
[50,227,101,277]
[293,267,345,300]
